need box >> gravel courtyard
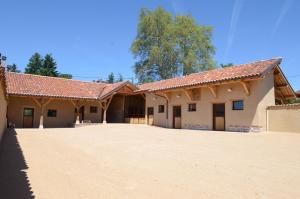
[0,124,300,199]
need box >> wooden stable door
[213,104,225,131]
[23,108,34,128]
[147,107,154,125]
[173,106,181,129]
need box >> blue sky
[1,0,299,90]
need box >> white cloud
[272,0,294,36]
[224,0,245,62]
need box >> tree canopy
[107,72,115,83]
[25,53,72,78]
[220,63,234,68]
[6,63,21,73]
[131,7,215,83]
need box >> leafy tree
[131,7,215,83]
[58,73,72,79]
[220,63,234,68]
[6,63,21,73]
[107,72,114,83]
[117,73,123,82]
[39,54,58,77]
[131,7,179,83]
[174,15,215,75]
[25,52,43,74]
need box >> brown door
[213,104,225,131]
[23,108,34,128]
[147,107,154,125]
[79,106,85,122]
[173,106,181,129]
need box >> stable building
[3,58,298,132]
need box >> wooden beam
[240,81,250,96]
[32,97,42,107]
[208,86,217,98]
[183,89,193,101]
[159,92,172,101]
[275,84,288,89]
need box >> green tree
[116,73,123,82]
[25,52,43,74]
[174,15,215,75]
[220,63,234,68]
[58,73,72,79]
[131,7,179,83]
[6,63,21,73]
[39,54,58,77]
[131,7,215,83]
[107,72,114,83]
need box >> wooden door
[173,106,181,129]
[147,107,154,125]
[213,104,225,131]
[23,108,34,128]
[79,106,85,122]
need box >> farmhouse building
[2,58,297,132]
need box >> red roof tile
[138,58,282,92]
[6,72,130,100]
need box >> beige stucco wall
[267,105,300,133]
[0,81,7,141]
[145,72,275,132]
[7,96,102,128]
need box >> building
[4,58,297,132]
[0,67,8,141]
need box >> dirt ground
[0,124,300,199]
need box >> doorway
[213,104,225,131]
[79,106,85,122]
[147,107,154,125]
[173,106,181,129]
[23,108,34,128]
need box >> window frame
[47,109,57,117]
[188,103,197,112]
[158,105,165,113]
[90,106,98,113]
[232,100,244,110]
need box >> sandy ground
[1,124,300,199]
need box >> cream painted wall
[7,97,102,128]
[0,81,7,141]
[145,72,275,132]
[267,105,300,133]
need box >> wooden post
[39,105,44,129]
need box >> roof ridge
[7,71,108,85]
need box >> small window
[90,106,98,113]
[47,109,57,117]
[23,108,34,116]
[232,100,244,110]
[188,103,196,112]
[158,105,165,113]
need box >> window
[158,105,165,113]
[188,103,196,112]
[23,108,34,116]
[47,109,57,117]
[90,106,98,113]
[232,100,244,110]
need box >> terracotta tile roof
[138,58,282,92]
[6,72,130,100]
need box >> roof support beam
[275,84,288,89]
[208,86,217,98]
[183,89,193,101]
[240,81,250,96]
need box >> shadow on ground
[0,129,35,198]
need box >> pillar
[76,107,80,124]
[39,106,44,129]
[103,109,107,124]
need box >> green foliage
[174,15,215,75]
[58,73,73,79]
[107,72,114,83]
[39,54,58,77]
[25,52,43,74]
[6,63,21,73]
[117,73,123,82]
[286,98,300,104]
[220,63,234,68]
[131,7,215,83]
